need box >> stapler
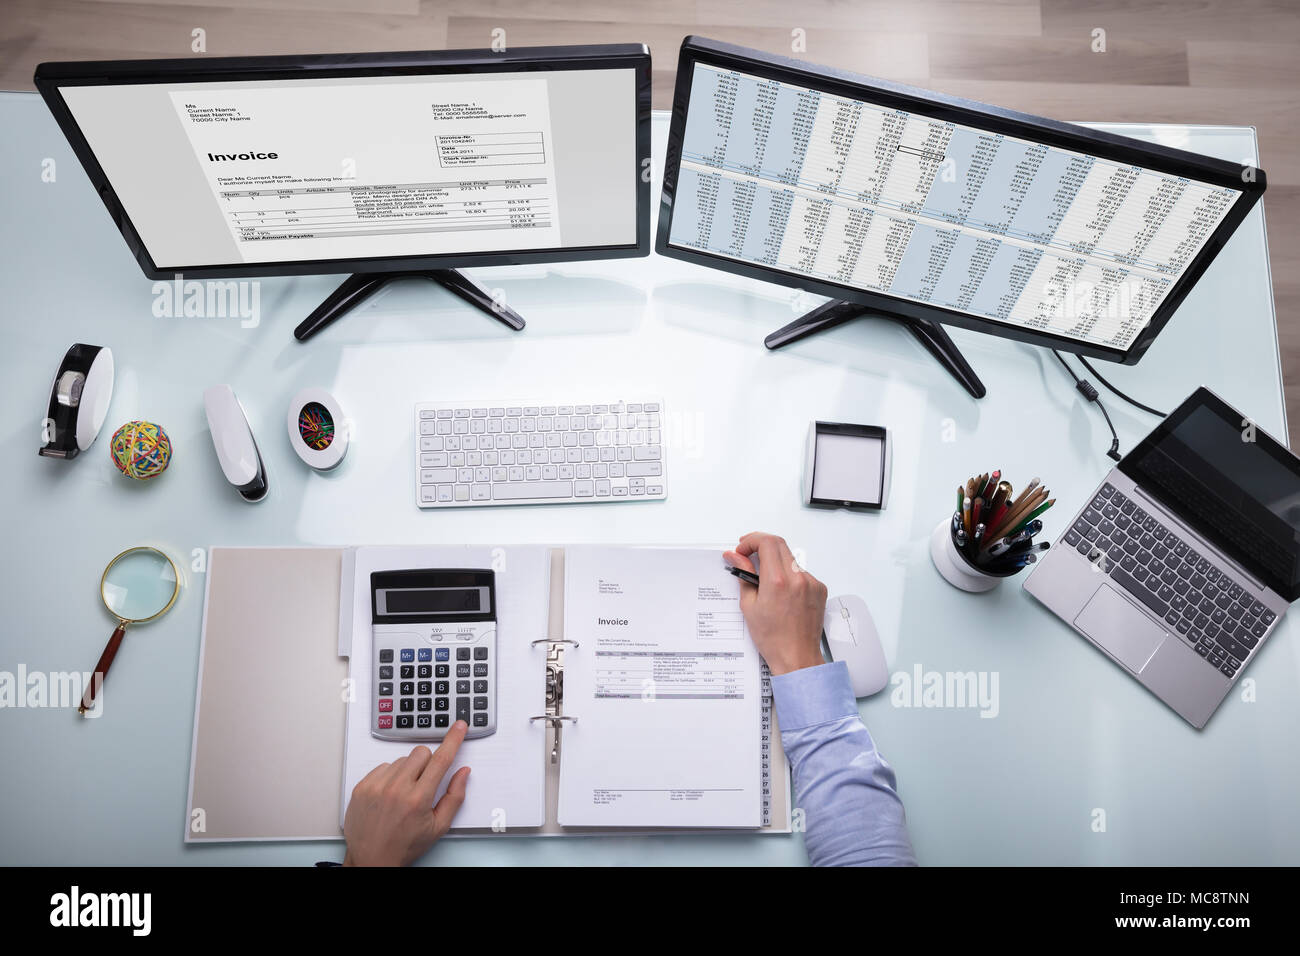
[204,384,269,502]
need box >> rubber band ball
[109,420,172,480]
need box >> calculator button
[457,680,471,694]
[472,713,488,727]
[456,664,471,677]
[457,648,471,661]
[435,697,449,712]
[400,665,414,679]
[377,715,393,729]
[379,649,393,663]
[435,648,450,661]
[417,715,431,728]
[400,681,414,696]
[400,649,415,663]
[417,681,431,695]
[435,714,449,727]
[473,697,488,711]
[435,664,449,678]
[418,648,432,662]
[436,681,450,695]
[377,698,393,713]
[396,715,413,729]
[474,647,489,660]
[379,665,393,680]
[418,664,431,679]
[378,682,392,696]
[456,698,471,722]
[400,698,414,712]
[417,698,431,712]
[474,680,488,693]
[473,663,488,677]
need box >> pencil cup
[930,520,1017,593]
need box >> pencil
[1007,476,1040,513]
[991,487,1047,541]
[1008,498,1056,537]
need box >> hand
[342,722,471,866]
[724,532,828,676]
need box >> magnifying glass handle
[79,622,127,716]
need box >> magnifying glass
[79,547,180,716]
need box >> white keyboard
[414,400,667,508]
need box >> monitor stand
[764,300,987,399]
[293,269,526,342]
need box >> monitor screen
[1119,389,1300,600]
[659,43,1261,361]
[42,50,646,273]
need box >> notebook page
[341,545,548,830]
[557,546,763,828]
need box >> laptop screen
[1118,388,1300,601]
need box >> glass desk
[0,92,1293,865]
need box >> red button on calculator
[378,698,393,713]
[377,715,393,729]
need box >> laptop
[1024,387,1300,728]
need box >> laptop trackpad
[1074,585,1167,674]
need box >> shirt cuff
[770,661,859,731]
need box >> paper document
[170,77,561,262]
[341,545,548,830]
[558,547,763,827]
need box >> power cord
[1075,355,1168,418]
[1052,350,1123,461]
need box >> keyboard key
[473,713,489,727]
[493,481,574,500]
[1111,568,1169,619]
[474,647,489,660]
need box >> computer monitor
[35,45,651,341]
[656,37,1266,398]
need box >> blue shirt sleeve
[771,661,916,866]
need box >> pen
[726,565,760,587]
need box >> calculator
[370,568,497,741]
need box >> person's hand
[724,532,828,676]
[342,722,471,866]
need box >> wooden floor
[4,0,1298,434]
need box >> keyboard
[1065,482,1277,680]
[414,400,667,508]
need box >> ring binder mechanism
[533,636,575,763]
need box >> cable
[1075,355,1167,418]
[1052,350,1122,461]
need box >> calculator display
[382,587,486,614]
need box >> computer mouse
[823,594,889,697]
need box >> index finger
[416,720,469,800]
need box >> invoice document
[557,547,764,827]
[169,78,561,263]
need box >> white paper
[341,545,548,830]
[812,432,884,503]
[558,547,763,828]
[170,77,561,263]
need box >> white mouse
[823,594,888,697]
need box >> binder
[186,545,790,842]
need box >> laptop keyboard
[1064,482,1275,680]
